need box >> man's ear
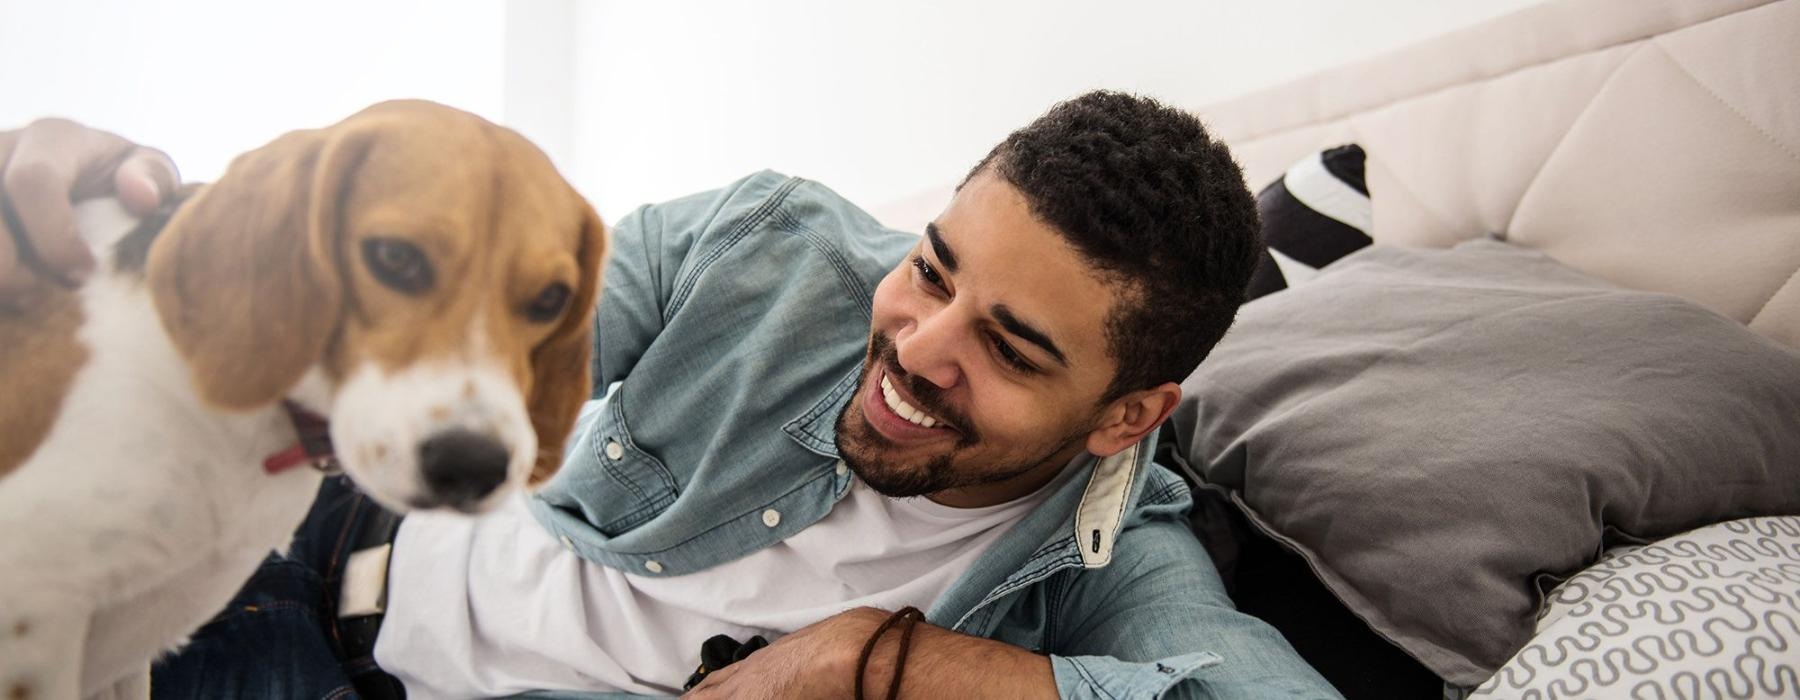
[1085,382,1181,457]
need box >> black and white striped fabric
[1246,144,1372,300]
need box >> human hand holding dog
[0,118,178,300]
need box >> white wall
[0,0,508,186]
[1,0,1546,223]
[568,0,1545,222]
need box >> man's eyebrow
[925,222,959,274]
[992,304,1068,368]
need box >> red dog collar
[264,400,341,475]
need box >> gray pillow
[1168,239,1800,686]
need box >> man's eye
[911,255,944,290]
[990,333,1034,373]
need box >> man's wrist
[850,614,1056,698]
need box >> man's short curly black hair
[965,90,1260,402]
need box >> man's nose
[894,311,965,390]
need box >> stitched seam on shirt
[664,177,804,323]
[1106,446,1139,560]
[791,367,861,447]
[597,492,677,534]
[1143,482,1185,507]
[603,467,839,560]
[611,391,681,494]
[771,209,877,321]
[986,554,1082,604]
[591,423,650,507]
[1044,570,1071,647]
[955,551,1081,630]
[956,541,1074,623]
[1074,448,1138,568]
[1067,658,1120,700]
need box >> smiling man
[0,91,1337,698]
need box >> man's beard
[834,331,1082,499]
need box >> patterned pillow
[1245,144,1372,299]
[1466,517,1800,699]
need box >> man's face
[835,169,1125,507]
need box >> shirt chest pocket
[538,392,681,536]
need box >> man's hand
[684,607,1056,699]
[0,118,178,299]
[684,607,884,700]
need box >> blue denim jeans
[151,476,403,699]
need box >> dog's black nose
[419,429,510,510]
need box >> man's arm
[682,607,1057,699]
[688,510,1339,699]
[1044,512,1340,699]
[588,171,793,397]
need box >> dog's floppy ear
[527,203,607,486]
[147,123,377,411]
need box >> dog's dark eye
[362,238,433,295]
[525,282,571,323]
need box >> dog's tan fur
[0,100,604,486]
[0,286,87,478]
[0,100,605,696]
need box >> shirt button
[761,509,781,528]
[835,462,848,476]
[559,535,574,550]
[605,440,624,460]
[644,559,664,574]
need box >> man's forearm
[855,619,1057,698]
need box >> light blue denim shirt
[524,171,1338,699]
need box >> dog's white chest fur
[0,200,325,698]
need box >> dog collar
[264,400,341,475]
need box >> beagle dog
[0,100,605,699]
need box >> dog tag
[338,544,392,618]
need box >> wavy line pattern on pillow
[1467,517,1800,699]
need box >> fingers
[1,118,136,286]
[685,662,738,698]
[113,146,179,216]
[3,157,93,285]
[0,128,30,302]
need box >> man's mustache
[870,332,976,441]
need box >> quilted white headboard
[872,0,1798,350]
[1201,0,1799,350]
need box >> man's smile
[881,373,942,428]
[862,369,959,444]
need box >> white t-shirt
[374,470,1065,697]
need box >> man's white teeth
[880,374,939,429]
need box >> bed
[873,0,1800,696]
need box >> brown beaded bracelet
[854,606,926,700]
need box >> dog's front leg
[0,595,91,700]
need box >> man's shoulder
[628,170,915,297]
[639,169,909,245]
